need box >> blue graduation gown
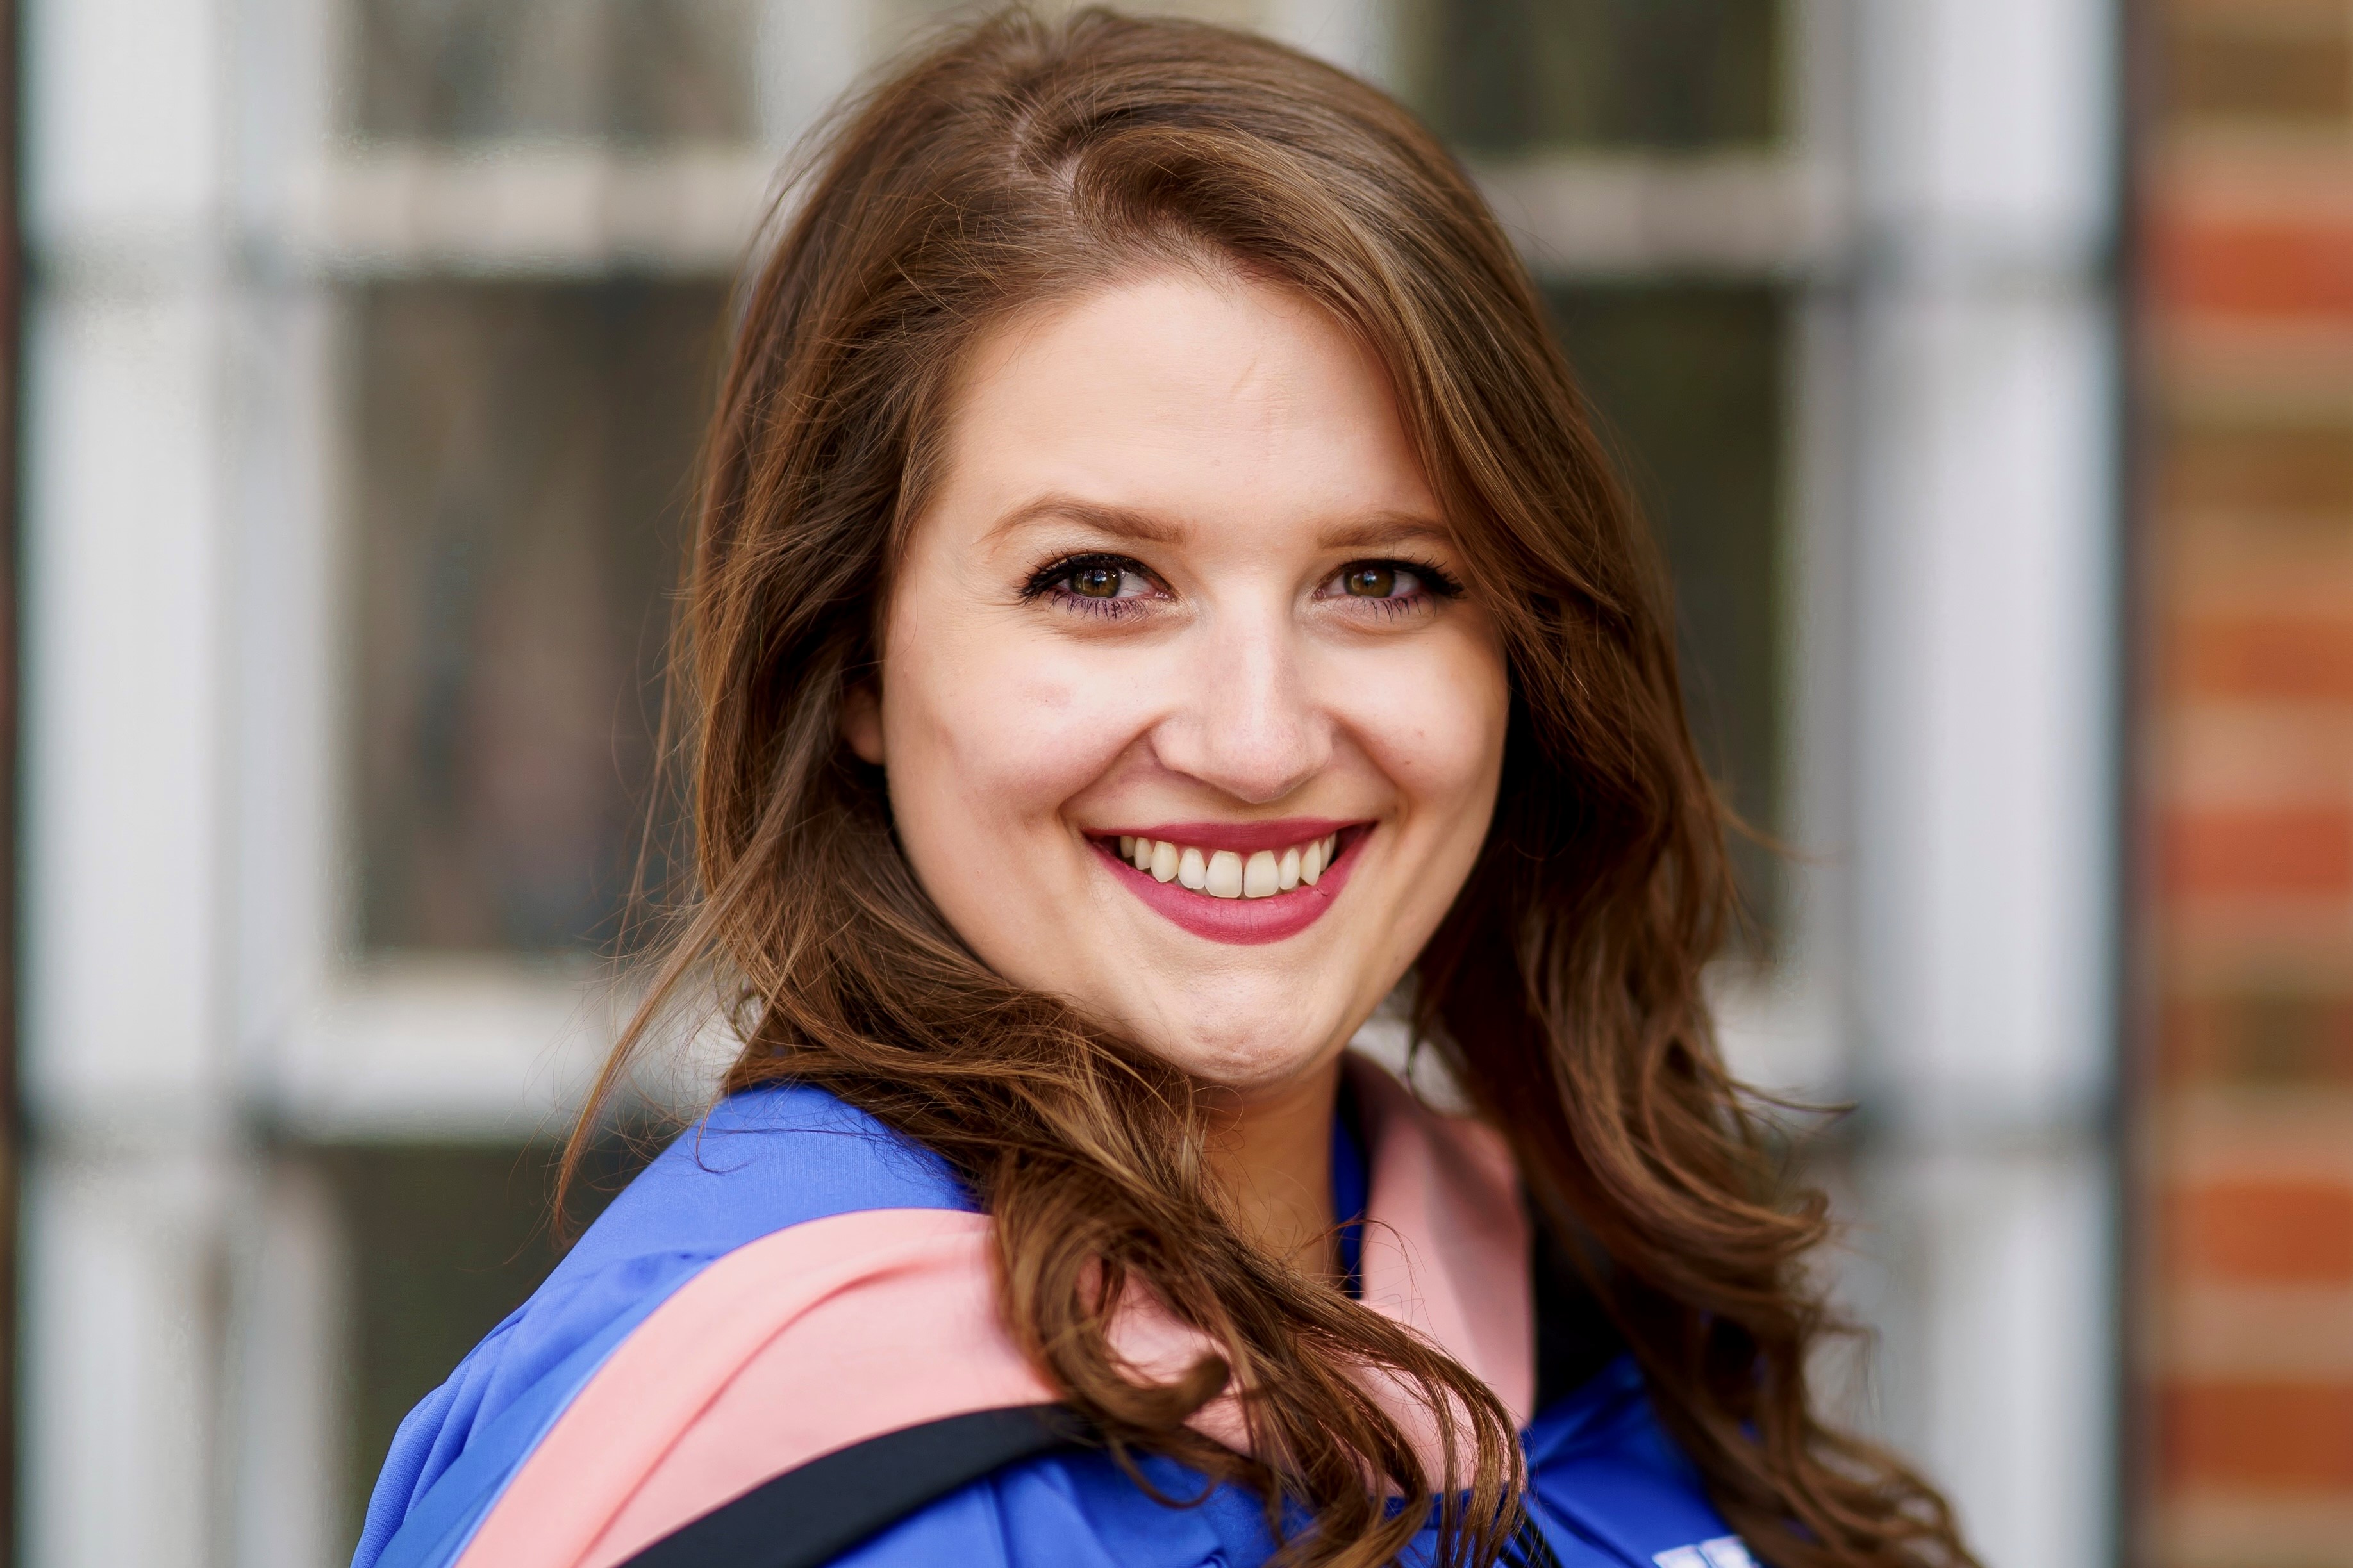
[354,1084,1751,1568]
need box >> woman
[354,11,1975,1568]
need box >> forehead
[929,270,1441,550]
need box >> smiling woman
[351,11,1975,1568]
[844,276,1508,1118]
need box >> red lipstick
[1090,823,1366,946]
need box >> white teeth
[1116,830,1349,900]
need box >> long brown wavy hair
[563,9,1977,1568]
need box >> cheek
[885,625,1149,831]
[1342,629,1509,823]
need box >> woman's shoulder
[354,1082,976,1568]
[836,1384,1732,1568]
[560,1080,976,1273]
[1526,1357,1752,1567]
[822,1357,1738,1568]
[478,1080,976,1385]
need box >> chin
[1151,1016,1343,1094]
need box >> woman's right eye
[1028,554,1159,611]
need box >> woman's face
[847,271,1509,1099]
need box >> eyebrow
[983,496,1186,547]
[1316,514,1456,553]
[986,497,1455,554]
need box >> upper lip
[1092,818,1362,854]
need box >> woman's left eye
[1324,559,1452,604]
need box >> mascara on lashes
[1020,552,1465,611]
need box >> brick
[2155,215,2353,321]
[2166,26,2353,126]
[2160,805,2353,898]
[2162,993,2353,1085]
[2150,704,2353,813]
[2151,1490,2353,1567]
[2168,614,2353,701]
[2160,525,2353,613]
[2168,0,2353,19]
[2155,1280,2353,1379]
[2146,9,2353,1542]
[2154,1087,2353,1171]
[2161,1381,2353,1489]
[2170,1180,2353,1282]
[2164,418,2353,517]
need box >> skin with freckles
[842,270,1509,1272]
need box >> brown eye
[1342,564,1397,598]
[1070,563,1125,598]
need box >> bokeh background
[11,0,2340,1564]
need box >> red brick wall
[2145,1,2353,1562]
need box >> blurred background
[6,0,2337,1564]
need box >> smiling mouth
[1086,822,1367,946]
[1108,829,1343,899]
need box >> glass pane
[347,280,720,953]
[1545,283,1786,936]
[881,0,1268,39]
[350,0,758,143]
[324,1143,631,1546]
[1401,0,1783,155]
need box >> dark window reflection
[324,1143,634,1548]
[351,0,758,143]
[349,280,719,953]
[1406,0,1783,154]
[1547,284,1786,937]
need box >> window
[25,3,2120,1564]
[349,280,718,954]
[1400,0,1797,943]
[351,0,759,143]
[1545,284,1786,928]
[1402,0,1783,153]
[324,1141,636,1533]
[312,8,752,1546]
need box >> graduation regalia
[353,1056,1757,1568]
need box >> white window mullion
[22,0,242,1562]
[1842,1,2122,1564]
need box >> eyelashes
[1020,552,1465,620]
[1020,552,1163,618]
[1021,551,1142,598]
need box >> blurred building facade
[19,2,2119,1565]
[2140,1,2353,1563]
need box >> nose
[1148,615,1330,805]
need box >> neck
[1206,1052,1345,1282]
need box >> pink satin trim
[456,1057,1533,1568]
[1347,1056,1533,1425]
[453,1210,1048,1568]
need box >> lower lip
[1094,831,1364,946]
